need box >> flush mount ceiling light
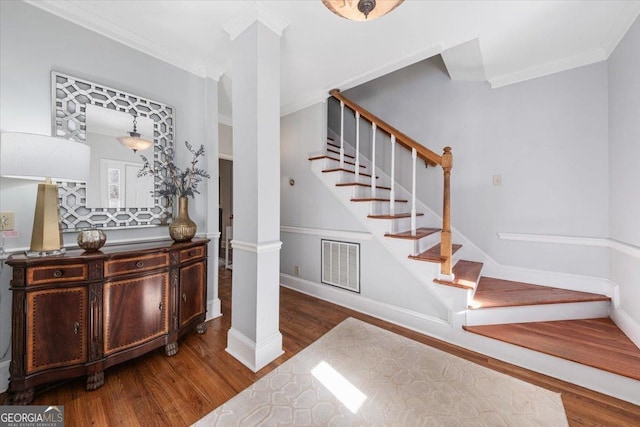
[322,0,403,21]
[118,115,153,153]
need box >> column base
[226,328,284,372]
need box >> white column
[205,76,222,320]
[225,15,286,372]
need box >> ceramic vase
[169,197,196,242]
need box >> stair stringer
[325,128,615,300]
[311,159,472,328]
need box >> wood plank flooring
[472,277,611,308]
[464,318,640,381]
[2,267,638,426]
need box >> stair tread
[385,227,440,240]
[463,318,640,381]
[327,148,355,159]
[409,243,462,263]
[336,182,391,190]
[351,197,408,203]
[322,168,376,178]
[368,213,425,219]
[434,260,483,289]
[308,155,365,168]
[471,277,611,309]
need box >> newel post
[440,146,453,277]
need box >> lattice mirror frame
[51,71,175,231]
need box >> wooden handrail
[329,88,454,278]
[330,89,441,167]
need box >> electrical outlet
[492,174,502,186]
[294,266,301,276]
[0,212,15,231]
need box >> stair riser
[465,300,610,326]
[353,186,391,198]
[335,171,374,184]
[322,157,367,171]
[368,201,412,216]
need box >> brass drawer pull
[158,302,164,311]
[136,261,144,268]
[182,293,187,303]
[53,270,63,278]
[74,322,79,335]
[188,251,196,257]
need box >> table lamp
[0,132,90,256]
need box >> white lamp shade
[0,132,90,182]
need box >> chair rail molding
[281,225,373,241]
[497,232,640,260]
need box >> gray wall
[330,55,610,278]
[0,1,213,368]
[608,17,640,325]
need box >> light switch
[492,175,502,186]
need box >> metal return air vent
[321,240,360,293]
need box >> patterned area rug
[194,318,568,426]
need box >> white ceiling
[26,0,640,118]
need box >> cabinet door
[26,287,87,374]
[179,261,205,327]
[103,273,169,355]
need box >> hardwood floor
[2,266,639,426]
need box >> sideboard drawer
[104,253,169,278]
[27,264,87,285]
[180,246,205,263]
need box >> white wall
[0,1,215,371]
[608,17,640,326]
[280,103,448,320]
[331,56,610,278]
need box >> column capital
[223,2,289,41]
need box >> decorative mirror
[51,71,174,230]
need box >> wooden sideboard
[4,238,209,404]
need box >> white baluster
[411,147,417,236]
[339,101,345,168]
[355,112,360,182]
[390,135,396,216]
[371,123,377,198]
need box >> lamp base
[25,248,67,258]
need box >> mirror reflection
[85,104,155,208]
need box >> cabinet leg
[86,371,105,390]
[5,387,35,405]
[165,341,179,356]
[196,321,207,334]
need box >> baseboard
[0,359,10,393]
[280,274,451,334]
[206,298,222,321]
[226,328,283,372]
[611,305,640,349]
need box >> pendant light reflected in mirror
[118,115,153,153]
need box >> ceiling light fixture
[118,115,153,153]
[322,0,403,21]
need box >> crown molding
[223,1,289,41]
[601,1,640,57]
[489,48,607,89]
[24,0,209,78]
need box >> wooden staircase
[307,89,640,396]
